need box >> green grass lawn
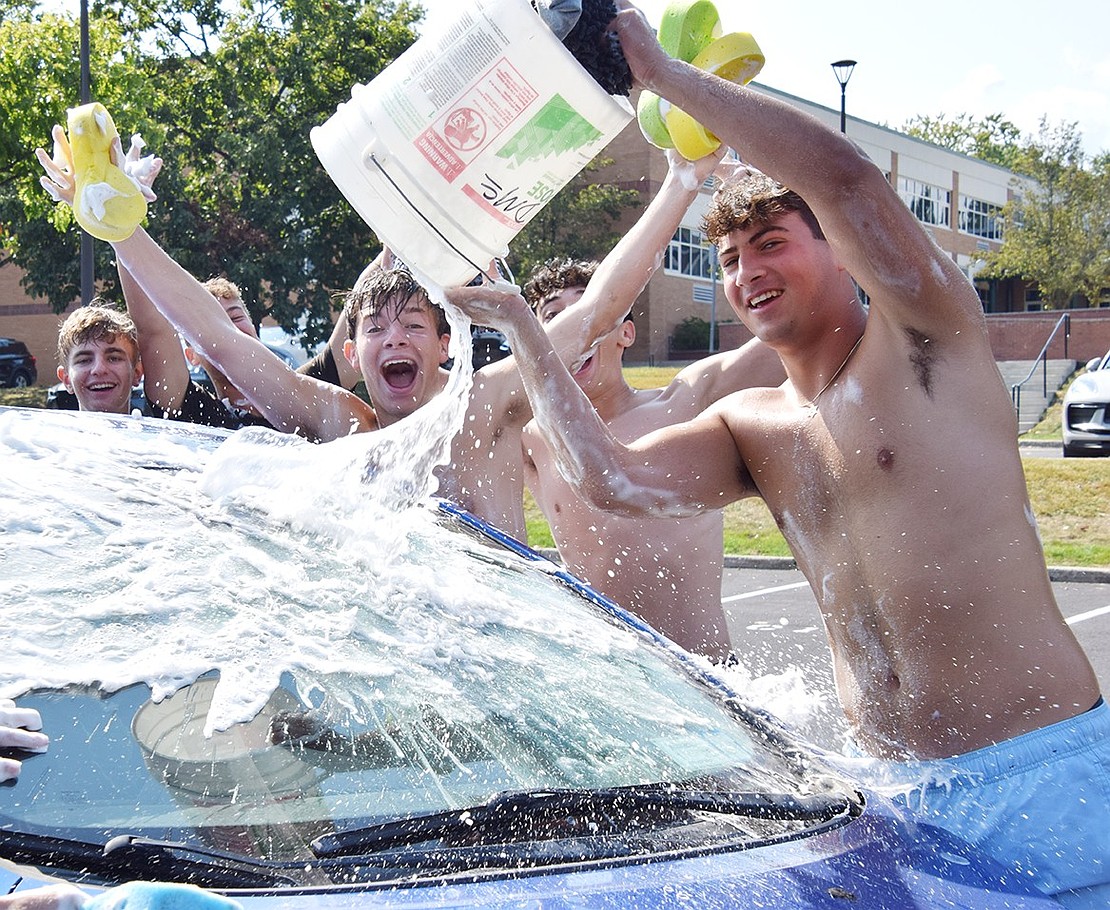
[6,370,1108,567]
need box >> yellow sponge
[636,0,767,161]
[691,31,764,84]
[67,103,147,242]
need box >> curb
[539,550,1110,584]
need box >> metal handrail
[1011,312,1070,415]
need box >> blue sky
[417,0,1110,159]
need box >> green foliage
[0,0,422,342]
[976,119,1110,309]
[905,113,1109,309]
[670,315,710,351]
[508,155,641,284]
[0,11,158,302]
[902,112,1025,170]
[3,0,639,339]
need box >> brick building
[4,81,1108,382]
[591,83,1039,365]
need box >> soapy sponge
[636,0,765,159]
[66,102,148,242]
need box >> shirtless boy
[522,215,783,659]
[447,4,1108,900]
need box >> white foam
[1,307,650,738]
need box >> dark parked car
[0,407,1062,910]
[0,337,38,387]
[472,326,511,370]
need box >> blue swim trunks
[889,698,1110,905]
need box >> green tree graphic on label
[496,95,602,166]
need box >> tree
[669,315,710,352]
[0,10,160,308]
[976,119,1110,309]
[904,113,1109,308]
[0,0,422,343]
[507,155,642,283]
[902,112,1025,170]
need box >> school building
[590,82,1108,366]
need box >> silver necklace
[806,332,864,412]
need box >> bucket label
[495,95,603,165]
[460,95,605,228]
[418,57,538,182]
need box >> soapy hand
[38,121,161,233]
[122,133,163,203]
[36,123,78,207]
[0,698,49,783]
[445,278,530,333]
[35,103,149,242]
[0,884,87,910]
[629,0,765,160]
[663,144,727,191]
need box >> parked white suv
[1062,349,1110,456]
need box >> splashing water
[0,282,491,735]
[199,280,475,538]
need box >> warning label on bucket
[417,58,538,183]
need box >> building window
[958,195,1003,241]
[897,176,951,228]
[665,227,716,280]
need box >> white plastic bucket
[311,0,633,287]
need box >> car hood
[1065,369,1110,404]
[0,407,1063,910]
[1,804,1059,909]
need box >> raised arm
[610,3,981,333]
[475,146,725,424]
[111,229,376,440]
[545,145,724,354]
[37,124,376,441]
[447,283,753,517]
[118,262,192,412]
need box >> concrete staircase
[998,359,1077,434]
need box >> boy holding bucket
[445,3,1110,901]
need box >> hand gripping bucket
[311,0,633,287]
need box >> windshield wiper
[1,829,291,888]
[100,835,300,888]
[311,786,857,858]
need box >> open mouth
[87,381,118,392]
[572,354,594,377]
[748,290,782,310]
[381,358,417,390]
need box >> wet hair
[343,267,450,340]
[523,258,599,311]
[202,276,243,302]
[703,172,825,244]
[56,301,139,366]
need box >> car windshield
[1,408,854,887]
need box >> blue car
[0,407,1060,909]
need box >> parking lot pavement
[720,561,1110,751]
